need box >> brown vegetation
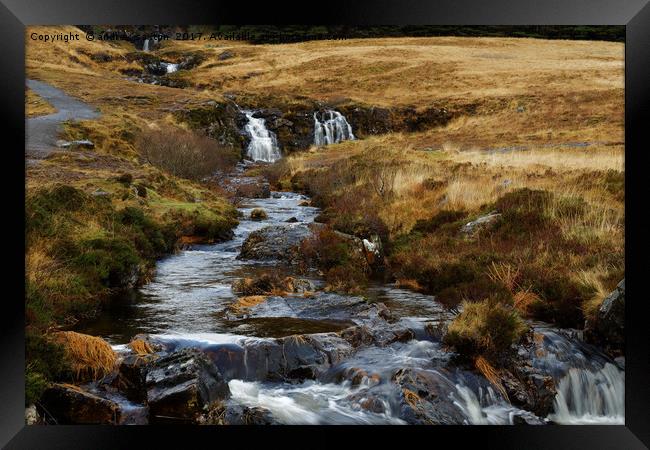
[136,127,239,180]
[51,331,117,381]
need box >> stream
[75,167,624,426]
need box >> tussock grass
[229,295,268,313]
[475,356,509,401]
[51,331,117,381]
[445,300,528,363]
[128,338,156,356]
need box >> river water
[75,172,624,425]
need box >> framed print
[1,0,649,448]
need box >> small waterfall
[314,110,355,146]
[143,39,150,52]
[164,63,179,74]
[243,111,282,163]
[528,329,625,424]
[549,363,624,424]
[452,384,542,425]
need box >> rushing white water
[549,363,624,425]
[76,170,624,425]
[143,39,150,52]
[164,63,179,74]
[527,328,625,425]
[243,111,282,162]
[228,379,405,425]
[314,110,355,146]
[452,385,543,425]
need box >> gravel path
[25,79,100,159]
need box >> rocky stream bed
[43,164,626,426]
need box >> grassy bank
[25,27,243,403]
[270,129,624,360]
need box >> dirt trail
[25,79,100,159]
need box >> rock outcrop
[239,224,313,262]
[39,384,121,424]
[146,349,231,422]
[585,279,625,355]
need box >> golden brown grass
[402,388,421,408]
[128,338,155,356]
[161,35,623,109]
[230,295,268,312]
[51,331,117,381]
[475,355,509,401]
[26,88,56,117]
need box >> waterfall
[164,63,179,74]
[314,110,355,146]
[549,363,624,424]
[243,111,282,163]
[143,39,150,52]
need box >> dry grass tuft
[128,338,155,356]
[475,355,509,401]
[402,388,421,408]
[230,295,268,313]
[512,290,541,317]
[52,331,117,381]
[487,262,520,293]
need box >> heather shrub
[136,128,239,180]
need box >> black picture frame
[2,1,649,448]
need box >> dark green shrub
[73,237,140,288]
[25,369,48,406]
[116,173,133,185]
[520,268,592,328]
[412,209,467,234]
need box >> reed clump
[51,331,117,381]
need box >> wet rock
[327,229,383,268]
[112,354,151,403]
[285,217,299,223]
[505,357,557,417]
[201,402,277,425]
[240,291,366,323]
[250,208,268,221]
[392,368,466,425]
[460,211,501,235]
[222,404,277,425]
[233,178,271,199]
[512,413,545,425]
[144,62,168,76]
[231,274,314,296]
[585,279,624,355]
[146,348,231,422]
[339,325,376,348]
[40,384,120,424]
[279,333,354,380]
[239,224,313,262]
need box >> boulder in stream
[239,224,313,262]
[146,348,231,422]
[39,383,121,424]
